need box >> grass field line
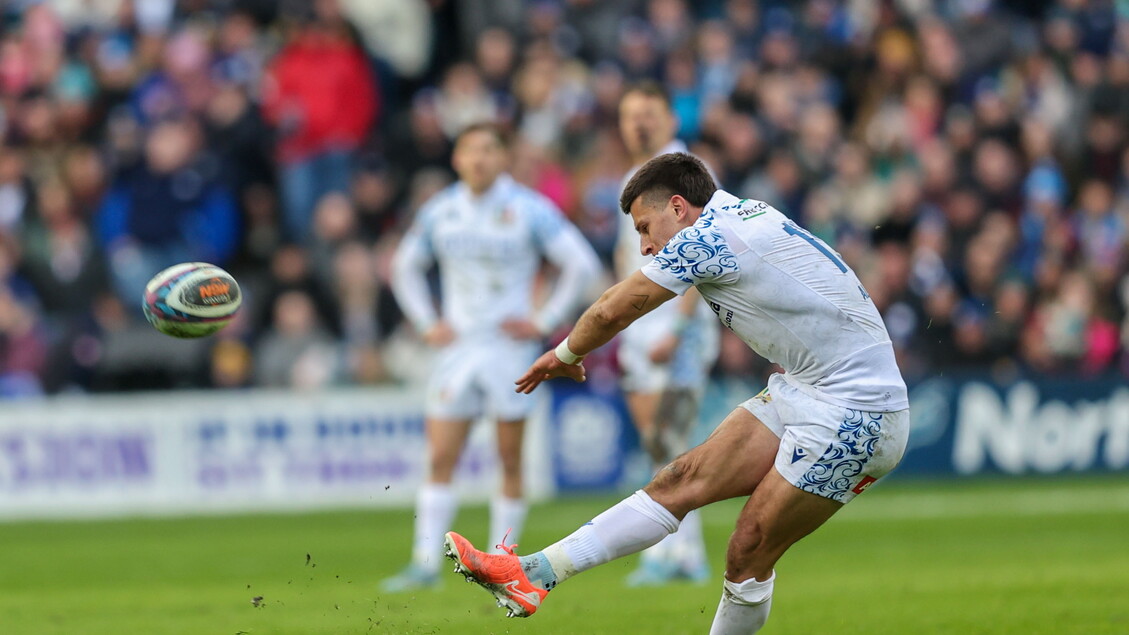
[837,484,1129,522]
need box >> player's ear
[670,195,685,218]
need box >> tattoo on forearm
[630,294,650,311]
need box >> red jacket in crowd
[261,28,379,164]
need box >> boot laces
[495,528,519,556]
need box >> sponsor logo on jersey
[721,199,768,220]
[708,301,734,329]
[852,475,878,494]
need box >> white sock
[709,572,775,635]
[489,496,528,553]
[411,483,457,574]
[668,509,707,570]
[540,490,679,584]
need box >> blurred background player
[614,81,719,586]
[383,122,599,591]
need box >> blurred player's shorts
[425,338,540,421]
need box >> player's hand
[648,334,679,364]
[501,318,543,340]
[515,350,586,394]
[422,321,455,347]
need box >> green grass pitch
[2,476,1127,634]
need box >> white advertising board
[0,388,551,520]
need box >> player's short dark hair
[620,80,672,109]
[455,121,510,148]
[620,153,717,214]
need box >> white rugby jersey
[392,174,599,337]
[641,190,909,412]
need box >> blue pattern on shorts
[797,410,883,502]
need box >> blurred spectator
[254,288,339,389]
[0,274,47,397]
[95,117,238,307]
[261,14,378,242]
[0,0,1127,397]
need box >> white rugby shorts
[741,373,910,503]
[425,338,540,421]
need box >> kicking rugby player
[445,153,910,633]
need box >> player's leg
[382,416,473,591]
[621,388,685,584]
[620,335,685,583]
[651,386,710,583]
[444,407,781,616]
[625,390,663,462]
[384,347,480,592]
[534,409,777,585]
[708,468,842,634]
[709,387,912,634]
[484,342,538,552]
[489,417,528,552]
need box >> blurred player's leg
[489,418,528,552]
[622,389,680,584]
[382,417,472,592]
[628,386,711,586]
[654,387,709,582]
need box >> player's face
[452,130,508,193]
[628,194,693,256]
[619,93,677,160]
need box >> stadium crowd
[0,0,1127,397]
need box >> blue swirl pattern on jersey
[797,410,884,502]
[652,210,739,284]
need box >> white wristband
[554,337,584,365]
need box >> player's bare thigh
[644,407,780,518]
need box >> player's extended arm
[515,271,676,393]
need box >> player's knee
[725,520,768,575]
[428,450,461,479]
[497,453,522,478]
[645,452,707,512]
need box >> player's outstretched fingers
[514,371,543,394]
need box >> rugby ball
[142,262,242,338]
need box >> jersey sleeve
[641,218,740,295]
